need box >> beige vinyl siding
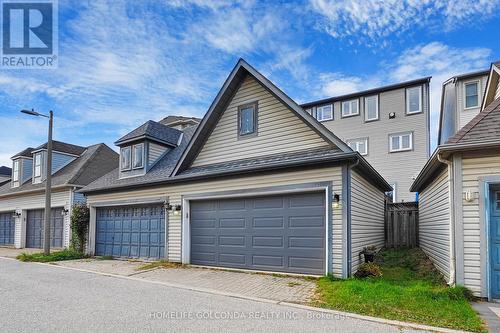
[461,154,500,295]
[350,170,385,273]
[495,80,500,100]
[418,167,451,280]
[457,75,489,130]
[192,75,330,167]
[87,166,345,276]
[0,188,73,249]
[148,142,167,165]
[321,85,429,202]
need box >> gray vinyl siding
[457,75,489,130]
[21,158,33,184]
[439,82,457,145]
[321,84,429,202]
[461,154,500,296]
[0,188,73,249]
[148,142,168,167]
[350,170,386,274]
[86,166,346,276]
[51,152,77,174]
[73,191,86,205]
[418,167,451,281]
[192,75,331,167]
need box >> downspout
[437,153,456,286]
[346,158,360,277]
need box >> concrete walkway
[0,246,42,258]
[472,302,500,332]
[53,258,317,304]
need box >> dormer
[10,148,34,188]
[30,141,86,184]
[115,120,183,179]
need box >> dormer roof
[32,141,86,156]
[115,120,183,147]
[11,147,34,159]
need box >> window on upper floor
[364,95,379,121]
[347,138,368,156]
[34,153,42,178]
[12,160,19,183]
[389,132,413,152]
[342,99,359,117]
[120,146,131,171]
[132,144,144,169]
[464,81,479,109]
[406,86,422,114]
[238,102,257,137]
[316,104,333,121]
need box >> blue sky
[0,0,499,166]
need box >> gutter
[437,153,456,286]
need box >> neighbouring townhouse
[80,59,391,277]
[438,69,490,145]
[0,166,11,185]
[302,78,431,203]
[0,141,118,249]
[411,61,500,299]
[160,115,202,130]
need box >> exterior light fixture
[13,209,22,218]
[464,190,477,202]
[173,204,182,215]
[163,202,173,211]
[61,208,69,216]
[332,194,340,209]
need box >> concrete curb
[0,257,471,333]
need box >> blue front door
[490,188,500,299]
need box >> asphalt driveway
[0,258,437,333]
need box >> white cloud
[309,0,500,44]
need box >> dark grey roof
[34,141,86,156]
[159,115,201,126]
[115,120,183,146]
[0,166,11,176]
[0,144,118,197]
[447,97,500,144]
[12,147,34,159]
[301,76,432,108]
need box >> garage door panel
[95,204,165,260]
[190,192,326,275]
[0,212,15,245]
[26,209,63,248]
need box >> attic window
[238,102,258,137]
[464,81,479,109]
[121,147,131,171]
[132,144,144,169]
[34,153,42,177]
[12,160,19,182]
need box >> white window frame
[12,160,19,182]
[463,80,480,109]
[341,99,359,117]
[347,138,368,156]
[316,104,333,122]
[364,95,379,121]
[132,143,144,169]
[406,86,422,114]
[120,146,131,171]
[389,132,413,152]
[34,153,42,178]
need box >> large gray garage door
[96,205,165,259]
[0,212,15,245]
[190,192,326,275]
[26,209,64,248]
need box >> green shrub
[355,262,382,278]
[70,204,90,253]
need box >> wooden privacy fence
[385,201,419,248]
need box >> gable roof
[160,115,201,127]
[115,120,183,147]
[0,166,11,177]
[171,58,351,176]
[33,141,87,156]
[0,144,118,198]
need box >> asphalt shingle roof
[34,141,87,156]
[12,147,34,158]
[0,166,11,176]
[115,120,183,146]
[0,144,118,197]
[446,97,500,144]
[159,115,201,126]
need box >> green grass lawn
[314,248,485,332]
[17,249,87,262]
